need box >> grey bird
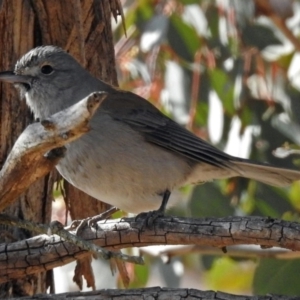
[1,45,300,217]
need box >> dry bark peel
[0,92,107,211]
[0,215,299,283]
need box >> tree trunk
[0,0,120,296]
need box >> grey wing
[103,91,236,168]
[125,111,234,167]
[99,89,300,188]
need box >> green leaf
[239,180,257,214]
[194,102,209,126]
[167,14,200,62]
[281,211,300,222]
[53,188,62,198]
[204,257,255,293]
[135,0,154,26]
[206,5,219,38]
[189,181,234,217]
[239,194,256,215]
[277,52,294,70]
[240,106,253,127]
[208,69,234,115]
[128,262,150,288]
[255,198,280,218]
[254,259,300,295]
[288,181,300,210]
[252,185,293,217]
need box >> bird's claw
[135,209,164,227]
[68,207,119,235]
[68,218,93,235]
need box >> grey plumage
[1,45,300,214]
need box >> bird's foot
[135,209,165,227]
[135,190,171,227]
[68,217,94,235]
[68,206,119,235]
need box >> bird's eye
[41,65,54,75]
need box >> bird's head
[0,46,95,118]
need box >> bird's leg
[136,190,171,227]
[157,189,171,214]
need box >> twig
[8,286,299,300]
[0,92,107,211]
[0,214,143,265]
[0,215,299,283]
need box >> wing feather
[101,91,234,168]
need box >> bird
[0,45,300,219]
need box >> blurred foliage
[112,0,300,296]
[253,259,300,295]
[204,257,256,293]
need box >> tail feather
[186,161,300,187]
[233,161,300,187]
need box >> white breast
[56,113,192,213]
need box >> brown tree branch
[0,91,107,211]
[0,214,143,265]
[0,215,299,283]
[9,286,299,300]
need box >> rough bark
[0,0,121,296]
[10,287,300,300]
[30,0,120,229]
[0,216,298,282]
[0,0,53,296]
[0,92,106,211]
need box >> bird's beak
[0,71,32,85]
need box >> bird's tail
[233,161,300,187]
